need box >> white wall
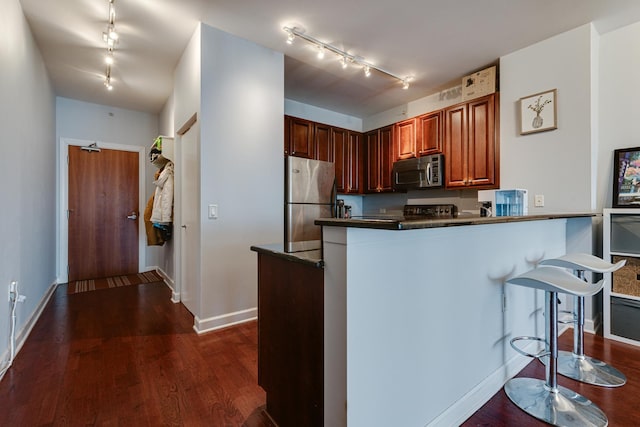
[196,23,284,331]
[0,0,56,371]
[55,98,161,272]
[285,99,363,132]
[500,24,595,213]
[599,20,640,211]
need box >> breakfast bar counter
[319,213,594,426]
[315,212,594,230]
[252,213,596,426]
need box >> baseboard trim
[153,267,178,303]
[0,281,57,381]
[428,325,571,426]
[193,308,257,334]
[426,350,532,426]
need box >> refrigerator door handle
[331,178,337,217]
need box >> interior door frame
[58,137,146,283]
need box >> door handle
[127,212,138,220]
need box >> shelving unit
[603,208,640,346]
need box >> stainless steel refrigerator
[285,156,336,253]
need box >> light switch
[534,195,544,207]
[208,204,218,219]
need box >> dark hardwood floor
[463,330,640,426]
[0,282,274,426]
[1,281,639,426]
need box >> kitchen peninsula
[251,213,594,426]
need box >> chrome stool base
[556,350,626,387]
[505,377,608,427]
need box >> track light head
[282,24,412,89]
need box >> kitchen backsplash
[361,189,482,216]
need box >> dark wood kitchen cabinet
[285,115,364,194]
[334,129,363,194]
[444,93,499,189]
[417,111,443,156]
[257,252,323,427]
[314,123,332,162]
[285,116,315,158]
[395,118,417,160]
[365,125,394,193]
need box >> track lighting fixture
[285,27,295,45]
[101,0,120,90]
[105,49,114,65]
[104,64,113,90]
[282,26,412,89]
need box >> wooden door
[444,103,468,188]
[418,111,443,156]
[68,146,139,281]
[395,118,417,160]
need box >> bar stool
[540,253,626,387]
[505,266,607,427]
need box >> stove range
[352,204,457,221]
[402,204,458,219]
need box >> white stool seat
[539,253,626,388]
[506,266,604,296]
[540,252,625,273]
[504,266,608,427]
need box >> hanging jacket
[150,162,174,224]
[144,195,165,246]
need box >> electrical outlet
[534,194,545,207]
[8,281,17,302]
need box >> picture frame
[613,146,640,208]
[519,89,557,135]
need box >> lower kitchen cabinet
[257,252,324,426]
[444,93,499,189]
[365,125,394,193]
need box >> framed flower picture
[613,147,640,208]
[519,89,557,135]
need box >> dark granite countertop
[315,212,596,230]
[250,243,323,268]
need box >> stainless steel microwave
[392,154,443,191]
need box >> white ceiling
[18,0,640,118]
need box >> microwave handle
[426,162,432,186]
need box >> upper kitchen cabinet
[444,93,499,189]
[334,128,363,194]
[417,111,443,156]
[314,123,332,162]
[366,125,394,193]
[285,116,315,159]
[395,118,417,160]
